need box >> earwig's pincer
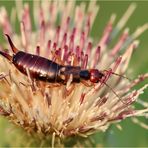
[5,34,18,53]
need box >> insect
[0,34,129,104]
[0,34,107,85]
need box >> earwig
[0,34,130,104]
[0,34,104,84]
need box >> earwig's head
[89,69,105,83]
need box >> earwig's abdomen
[12,51,61,82]
[12,51,91,83]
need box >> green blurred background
[0,0,147,147]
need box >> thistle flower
[0,0,148,143]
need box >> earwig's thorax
[79,70,90,80]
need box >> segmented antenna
[111,71,132,81]
[103,81,127,105]
[104,69,131,81]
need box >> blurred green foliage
[0,0,147,147]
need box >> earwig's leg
[0,50,12,61]
[0,73,10,85]
[19,81,28,87]
[65,84,75,96]
[53,83,62,87]
[5,34,18,53]
[81,80,93,87]
[71,53,79,66]
[25,68,37,92]
[51,51,64,65]
[74,56,80,66]
[20,81,62,89]
[47,83,62,88]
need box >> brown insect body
[0,35,104,84]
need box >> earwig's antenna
[111,72,132,81]
[5,34,18,54]
[0,50,12,61]
[103,81,127,105]
[104,70,131,81]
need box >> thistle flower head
[0,1,148,139]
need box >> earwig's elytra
[0,34,130,104]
